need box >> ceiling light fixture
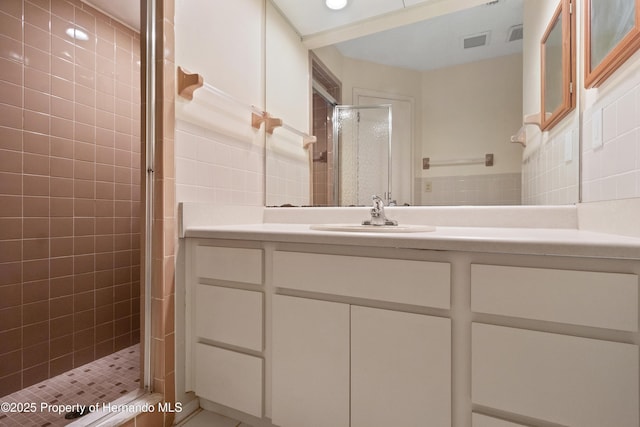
[326,0,348,10]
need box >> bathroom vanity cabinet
[188,245,265,417]
[271,252,451,427]
[184,229,640,427]
[272,296,451,427]
[471,264,639,427]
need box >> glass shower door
[333,105,392,206]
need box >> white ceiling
[79,0,524,72]
[82,0,140,31]
[272,0,421,36]
[272,0,524,71]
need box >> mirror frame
[540,0,576,131]
[584,0,640,88]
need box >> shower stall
[311,57,398,207]
[0,0,143,424]
[333,104,393,206]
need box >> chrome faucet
[362,195,398,226]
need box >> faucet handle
[363,195,398,226]
[372,194,384,209]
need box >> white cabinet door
[473,323,639,427]
[272,295,350,427]
[351,306,451,427]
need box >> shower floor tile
[0,344,140,427]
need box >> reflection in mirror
[305,1,526,206]
[543,15,564,115]
[310,56,341,207]
[540,0,575,131]
[334,105,392,206]
[267,0,581,207]
[585,0,640,88]
[591,0,635,67]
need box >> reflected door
[333,105,392,206]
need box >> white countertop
[183,223,640,260]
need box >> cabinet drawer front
[273,251,450,308]
[472,323,639,427]
[195,285,263,351]
[472,264,638,331]
[195,246,263,284]
[195,343,262,418]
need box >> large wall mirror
[540,0,575,130]
[585,0,640,88]
[266,0,580,207]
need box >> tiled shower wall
[0,0,141,397]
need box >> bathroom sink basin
[309,224,436,233]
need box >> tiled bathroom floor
[0,344,140,427]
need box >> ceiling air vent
[463,32,490,49]
[507,24,524,42]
